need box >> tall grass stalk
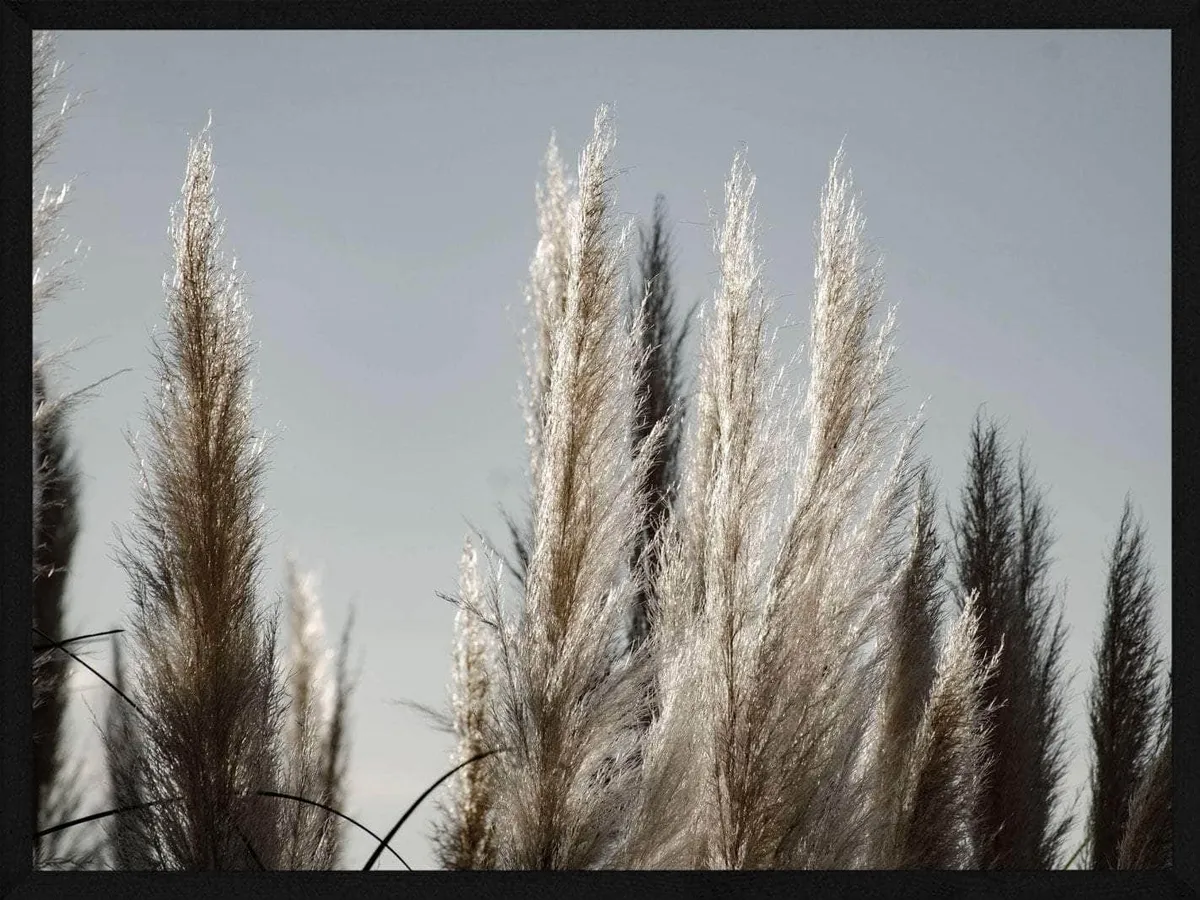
[950,419,1070,868]
[104,637,156,869]
[433,539,497,869]
[1088,501,1165,868]
[1116,697,1171,869]
[506,134,574,586]
[617,147,916,869]
[31,367,84,869]
[111,121,285,870]
[32,30,78,320]
[891,591,998,868]
[749,148,916,869]
[621,149,784,869]
[31,29,89,870]
[871,464,945,863]
[281,557,350,869]
[627,195,690,651]
[483,107,665,868]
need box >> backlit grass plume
[620,149,784,869]
[433,539,497,869]
[111,121,285,870]
[891,590,998,868]
[281,557,351,869]
[483,107,665,868]
[750,150,916,870]
[617,148,916,869]
[32,30,78,320]
[506,134,574,584]
[523,133,573,486]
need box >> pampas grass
[280,557,351,870]
[110,120,285,870]
[871,464,946,864]
[96,124,355,871]
[1116,698,1171,869]
[31,366,83,869]
[25,85,1166,872]
[628,195,690,651]
[1088,501,1168,869]
[950,418,1071,868]
[891,590,998,868]
[32,30,79,320]
[104,637,156,870]
[482,106,665,869]
[758,149,917,869]
[623,148,787,869]
[505,126,921,869]
[31,29,90,870]
[467,109,1132,872]
[433,540,497,869]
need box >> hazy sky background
[38,30,1169,870]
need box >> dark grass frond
[1088,500,1165,868]
[1116,696,1171,869]
[31,367,82,866]
[949,416,1071,868]
[872,462,946,862]
[628,193,689,652]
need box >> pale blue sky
[38,30,1169,869]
